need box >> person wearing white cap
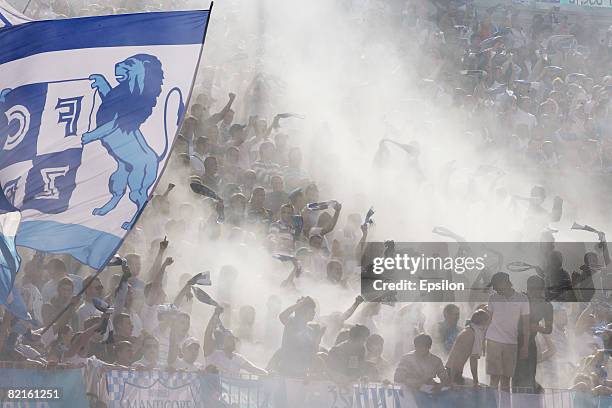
[174,337,202,371]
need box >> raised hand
[160,236,169,251]
[163,257,174,267]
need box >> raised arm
[203,307,223,357]
[320,202,342,236]
[112,261,131,318]
[146,237,169,283]
[264,115,281,139]
[280,259,301,289]
[151,257,173,287]
[278,299,301,325]
[65,313,108,358]
[599,231,610,266]
[340,296,364,322]
[207,93,236,125]
[355,223,369,262]
[161,183,176,199]
[243,359,268,376]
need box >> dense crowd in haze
[1,0,612,406]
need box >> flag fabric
[191,286,219,307]
[0,10,210,269]
[0,210,29,320]
[0,0,32,28]
[193,270,212,286]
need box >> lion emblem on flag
[82,54,183,230]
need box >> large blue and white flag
[0,0,32,28]
[0,10,210,269]
[0,210,29,320]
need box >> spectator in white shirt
[20,261,44,324]
[485,272,530,393]
[41,259,77,303]
[203,307,267,377]
[76,276,104,329]
[140,282,166,334]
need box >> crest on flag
[0,10,210,269]
[81,54,183,230]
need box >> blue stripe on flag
[0,10,210,64]
[16,220,121,270]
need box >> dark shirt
[278,317,316,377]
[518,295,553,345]
[327,340,367,380]
[436,321,460,353]
[545,268,577,302]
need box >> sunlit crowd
[1,0,612,407]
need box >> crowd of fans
[409,0,612,173]
[1,0,612,407]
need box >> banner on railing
[104,370,201,408]
[101,370,501,408]
[102,370,410,408]
[0,365,599,407]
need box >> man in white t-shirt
[206,346,248,376]
[203,307,267,377]
[76,277,104,329]
[485,272,530,393]
[205,336,267,377]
